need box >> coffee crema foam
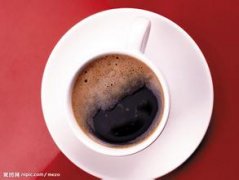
[72,54,164,146]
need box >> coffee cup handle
[127,17,151,53]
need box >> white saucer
[41,8,213,179]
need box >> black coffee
[92,86,159,144]
[72,54,163,146]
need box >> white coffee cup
[63,17,170,156]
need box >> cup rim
[64,49,170,156]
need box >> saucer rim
[41,8,214,179]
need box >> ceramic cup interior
[65,50,170,156]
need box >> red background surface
[0,0,238,179]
